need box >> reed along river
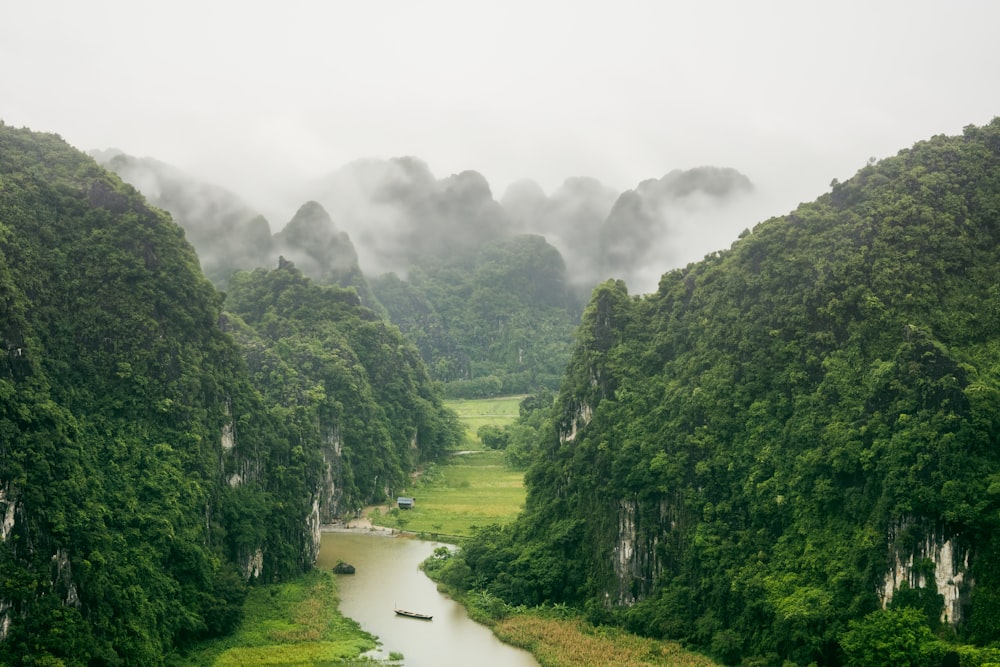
[317,532,539,667]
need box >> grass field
[370,396,528,538]
[169,570,386,666]
[492,615,721,667]
[444,395,526,449]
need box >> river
[317,531,539,667]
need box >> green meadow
[444,395,526,448]
[169,570,387,666]
[372,396,527,538]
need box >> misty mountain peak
[501,178,547,232]
[440,169,493,200]
[655,166,754,200]
[272,201,376,301]
[283,200,337,236]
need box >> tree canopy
[0,124,459,665]
[450,119,1000,666]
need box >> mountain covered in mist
[439,119,1000,666]
[1,124,459,664]
[97,150,755,396]
[311,156,755,294]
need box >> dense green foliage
[224,260,461,514]
[0,124,266,664]
[373,235,580,397]
[450,120,1000,665]
[101,153,581,399]
[0,124,457,665]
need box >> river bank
[321,514,398,536]
[318,531,539,667]
[166,569,383,666]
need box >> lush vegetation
[439,120,1000,665]
[369,396,528,538]
[0,124,266,663]
[15,113,1000,666]
[0,124,457,665]
[224,260,461,518]
[167,570,384,666]
[372,235,581,397]
[444,395,525,448]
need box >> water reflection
[318,532,539,667]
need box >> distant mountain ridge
[97,151,756,396]
[96,150,756,295]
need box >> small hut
[397,496,415,510]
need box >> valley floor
[175,397,720,666]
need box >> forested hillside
[94,150,274,288]
[372,234,579,396]
[99,152,753,398]
[224,259,460,517]
[452,120,1000,666]
[0,124,459,665]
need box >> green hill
[0,124,458,665]
[451,119,1000,666]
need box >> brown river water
[317,531,539,666]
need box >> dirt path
[320,504,399,536]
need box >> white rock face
[561,402,593,443]
[308,496,322,564]
[221,397,235,452]
[881,520,970,626]
[246,548,264,580]
[0,599,10,643]
[611,498,664,606]
[221,422,235,452]
[0,485,15,543]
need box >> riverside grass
[492,615,721,667]
[371,396,527,538]
[168,570,385,666]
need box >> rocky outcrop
[880,518,972,626]
[333,561,356,574]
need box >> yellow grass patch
[493,616,721,667]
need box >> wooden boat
[394,607,433,620]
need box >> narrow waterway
[317,532,539,667]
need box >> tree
[839,608,937,667]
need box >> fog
[5,0,1000,291]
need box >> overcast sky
[4,0,999,229]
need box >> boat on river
[394,607,433,620]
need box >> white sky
[4,0,999,227]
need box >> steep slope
[96,151,274,287]
[0,125,461,665]
[223,259,461,518]
[458,120,1000,665]
[0,125,277,663]
[272,200,378,308]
